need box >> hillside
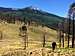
[0,22,75,56]
[0,22,58,55]
[0,6,65,30]
[0,6,75,56]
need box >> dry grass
[0,22,74,56]
[0,22,58,55]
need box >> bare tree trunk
[43,33,46,47]
[62,35,64,47]
[59,31,61,48]
[0,31,3,40]
[61,31,64,48]
[72,14,75,48]
[24,35,27,50]
[68,20,70,48]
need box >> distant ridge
[0,6,65,30]
[0,7,16,12]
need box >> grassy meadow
[0,21,58,55]
[0,22,74,56]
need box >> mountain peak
[27,6,40,10]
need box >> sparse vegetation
[0,21,58,55]
[0,2,74,56]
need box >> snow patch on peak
[29,6,40,10]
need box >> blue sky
[0,0,74,17]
